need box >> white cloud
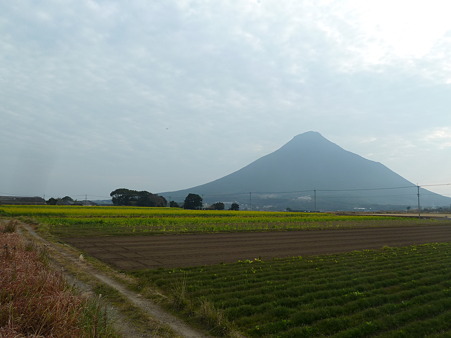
[423,127,451,149]
[1,0,451,197]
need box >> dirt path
[18,221,210,338]
[65,225,451,270]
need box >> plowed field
[65,225,451,270]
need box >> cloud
[423,128,451,149]
[1,0,451,196]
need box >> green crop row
[132,243,451,337]
[33,215,387,237]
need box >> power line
[2,183,451,202]
[421,183,451,187]
[317,186,416,192]
[165,186,418,199]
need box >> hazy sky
[2,0,451,200]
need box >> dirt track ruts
[65,225,451,271]
[17,221,211,338]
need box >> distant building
[77,200,98,206]
[0,196,46,205]
[55,198,75,206]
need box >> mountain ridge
[161,131,451,211]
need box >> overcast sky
[2,0,451,200]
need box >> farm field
[1,205,450,237]
[65,225,451,270]
[132,242,451,337]
[3,205,451,336]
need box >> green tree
[210,202,225,210]
[229,202,240,211]
[110,188,134,205]
[169,201,180,208]
[136,191,167,207]
[56,196,75,205]
[184,193,203,210]
[46,197,58,205]
[110,188,166,207]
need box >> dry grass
[0,222,114,337]
[1,219,18,233]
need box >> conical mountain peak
[162,132,451,210]
[293,130,324,139]
[276,131,346,158]
[286,131,328,145]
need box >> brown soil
[65,225,451,271]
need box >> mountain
[161,131,451,211]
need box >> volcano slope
[65,224,451,270]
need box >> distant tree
[56,196,75,205]
[169,201,180,208]
[184,193,203,210]
[211,202,225,210]
[110,188,166,207]
[110,188,134,205]
[136,191,167,207]
[229,202,240,211]
[46,197,58,205]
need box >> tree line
[45,189,240,210]
[110,188,167,207]
[110,189,239,210]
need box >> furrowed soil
[65,225,451,270]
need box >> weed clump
[1,220,18,233]
[168,274,236,336]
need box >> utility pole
[249,192,252,211]
[314,189,317,211]
[417,185,421,218]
